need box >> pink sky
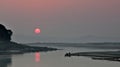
[0,0,120,43]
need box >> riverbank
[0,41,58,55]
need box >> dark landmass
[65,51,120,62]
[0,41,58,55]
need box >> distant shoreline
[27,42,120,49]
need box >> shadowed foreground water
[1,46,120,67]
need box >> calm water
[1,45,120,67]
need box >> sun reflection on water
[35,52,40,62]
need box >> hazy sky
[0,0,120,43]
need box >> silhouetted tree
[0,24,13,41]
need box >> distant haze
[0,0,120,43]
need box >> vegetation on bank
[0,41,58,54]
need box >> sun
[34,28,41,34]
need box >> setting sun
[34,28,41,34]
